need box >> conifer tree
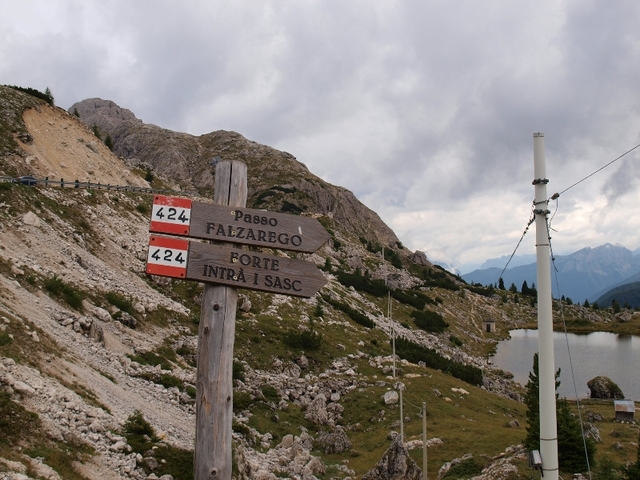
[524,353,595,474]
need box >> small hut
[614,400,635,422]
[482,318,496,333]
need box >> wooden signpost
[144,160,329,480]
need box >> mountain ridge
[69,98,404,255]
[463,243,640,303]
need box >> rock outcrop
[361,438,422,480]
[587,376,625,399]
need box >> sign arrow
[146,236,327,298]
[149,195,331,253]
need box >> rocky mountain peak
[69,98,403,249]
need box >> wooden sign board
[146,236,327,298]
[149,195,331,253]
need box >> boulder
[362,437,422,480]
[587,376,624,399]
[384,390,399,405]
[314,426,353,454]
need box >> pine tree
[498,277,505,290]
[524,353,595,474]
[44,87,54,105]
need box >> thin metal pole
[533,133,559,480]
[399,388,404,443]
[422,402,427,479]
[391,293,395,378]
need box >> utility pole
[194,160,247,480]
[533,133,559,479]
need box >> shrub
[281,201,303,214]
[105,291,134,314]
[411,309,449,333]
[391,289,433,309]
[128,351,172,370]
[233,360,246,382]
[395,337,482,385]
[234,391,253,411]
[159,374,184,390]
[0,332,12,347]
[337,271,388,297]
[122,409,158,440]
[322,295,375,329]
[44,275,84,310]
[8,85,54,105]
[443,456,484,478]
[284,329,322,350]
[261,384,280,403]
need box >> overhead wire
[496,141,640,284]
[554,141,640,198]
[546,216,593,480]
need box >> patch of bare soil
[19,104,149,187]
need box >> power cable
[554,142,640,199]
[546,218,593,480]
[496,204,535,286]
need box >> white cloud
[1,0,639,271]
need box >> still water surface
[491,329,640,400]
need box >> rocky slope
[1,86,636,480]
[69,98,401,251]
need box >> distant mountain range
[462,243,640,304]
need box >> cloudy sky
[2,0,639,273]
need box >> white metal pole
[391,295,396,378]
[533,133,559,479]
[422,401,427,480]
[399,387,404,443]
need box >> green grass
[121,410,193,479]
[44,275,85,310]
[1,392,94,479]
[105,291,135,314]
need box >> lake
[491,329,640,400]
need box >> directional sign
[145,236,327,297]
[146,236,189,278]
[149,195,330,253]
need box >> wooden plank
[186,242,326,298]
[148,192,330,254]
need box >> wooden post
[194,160,247,480]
